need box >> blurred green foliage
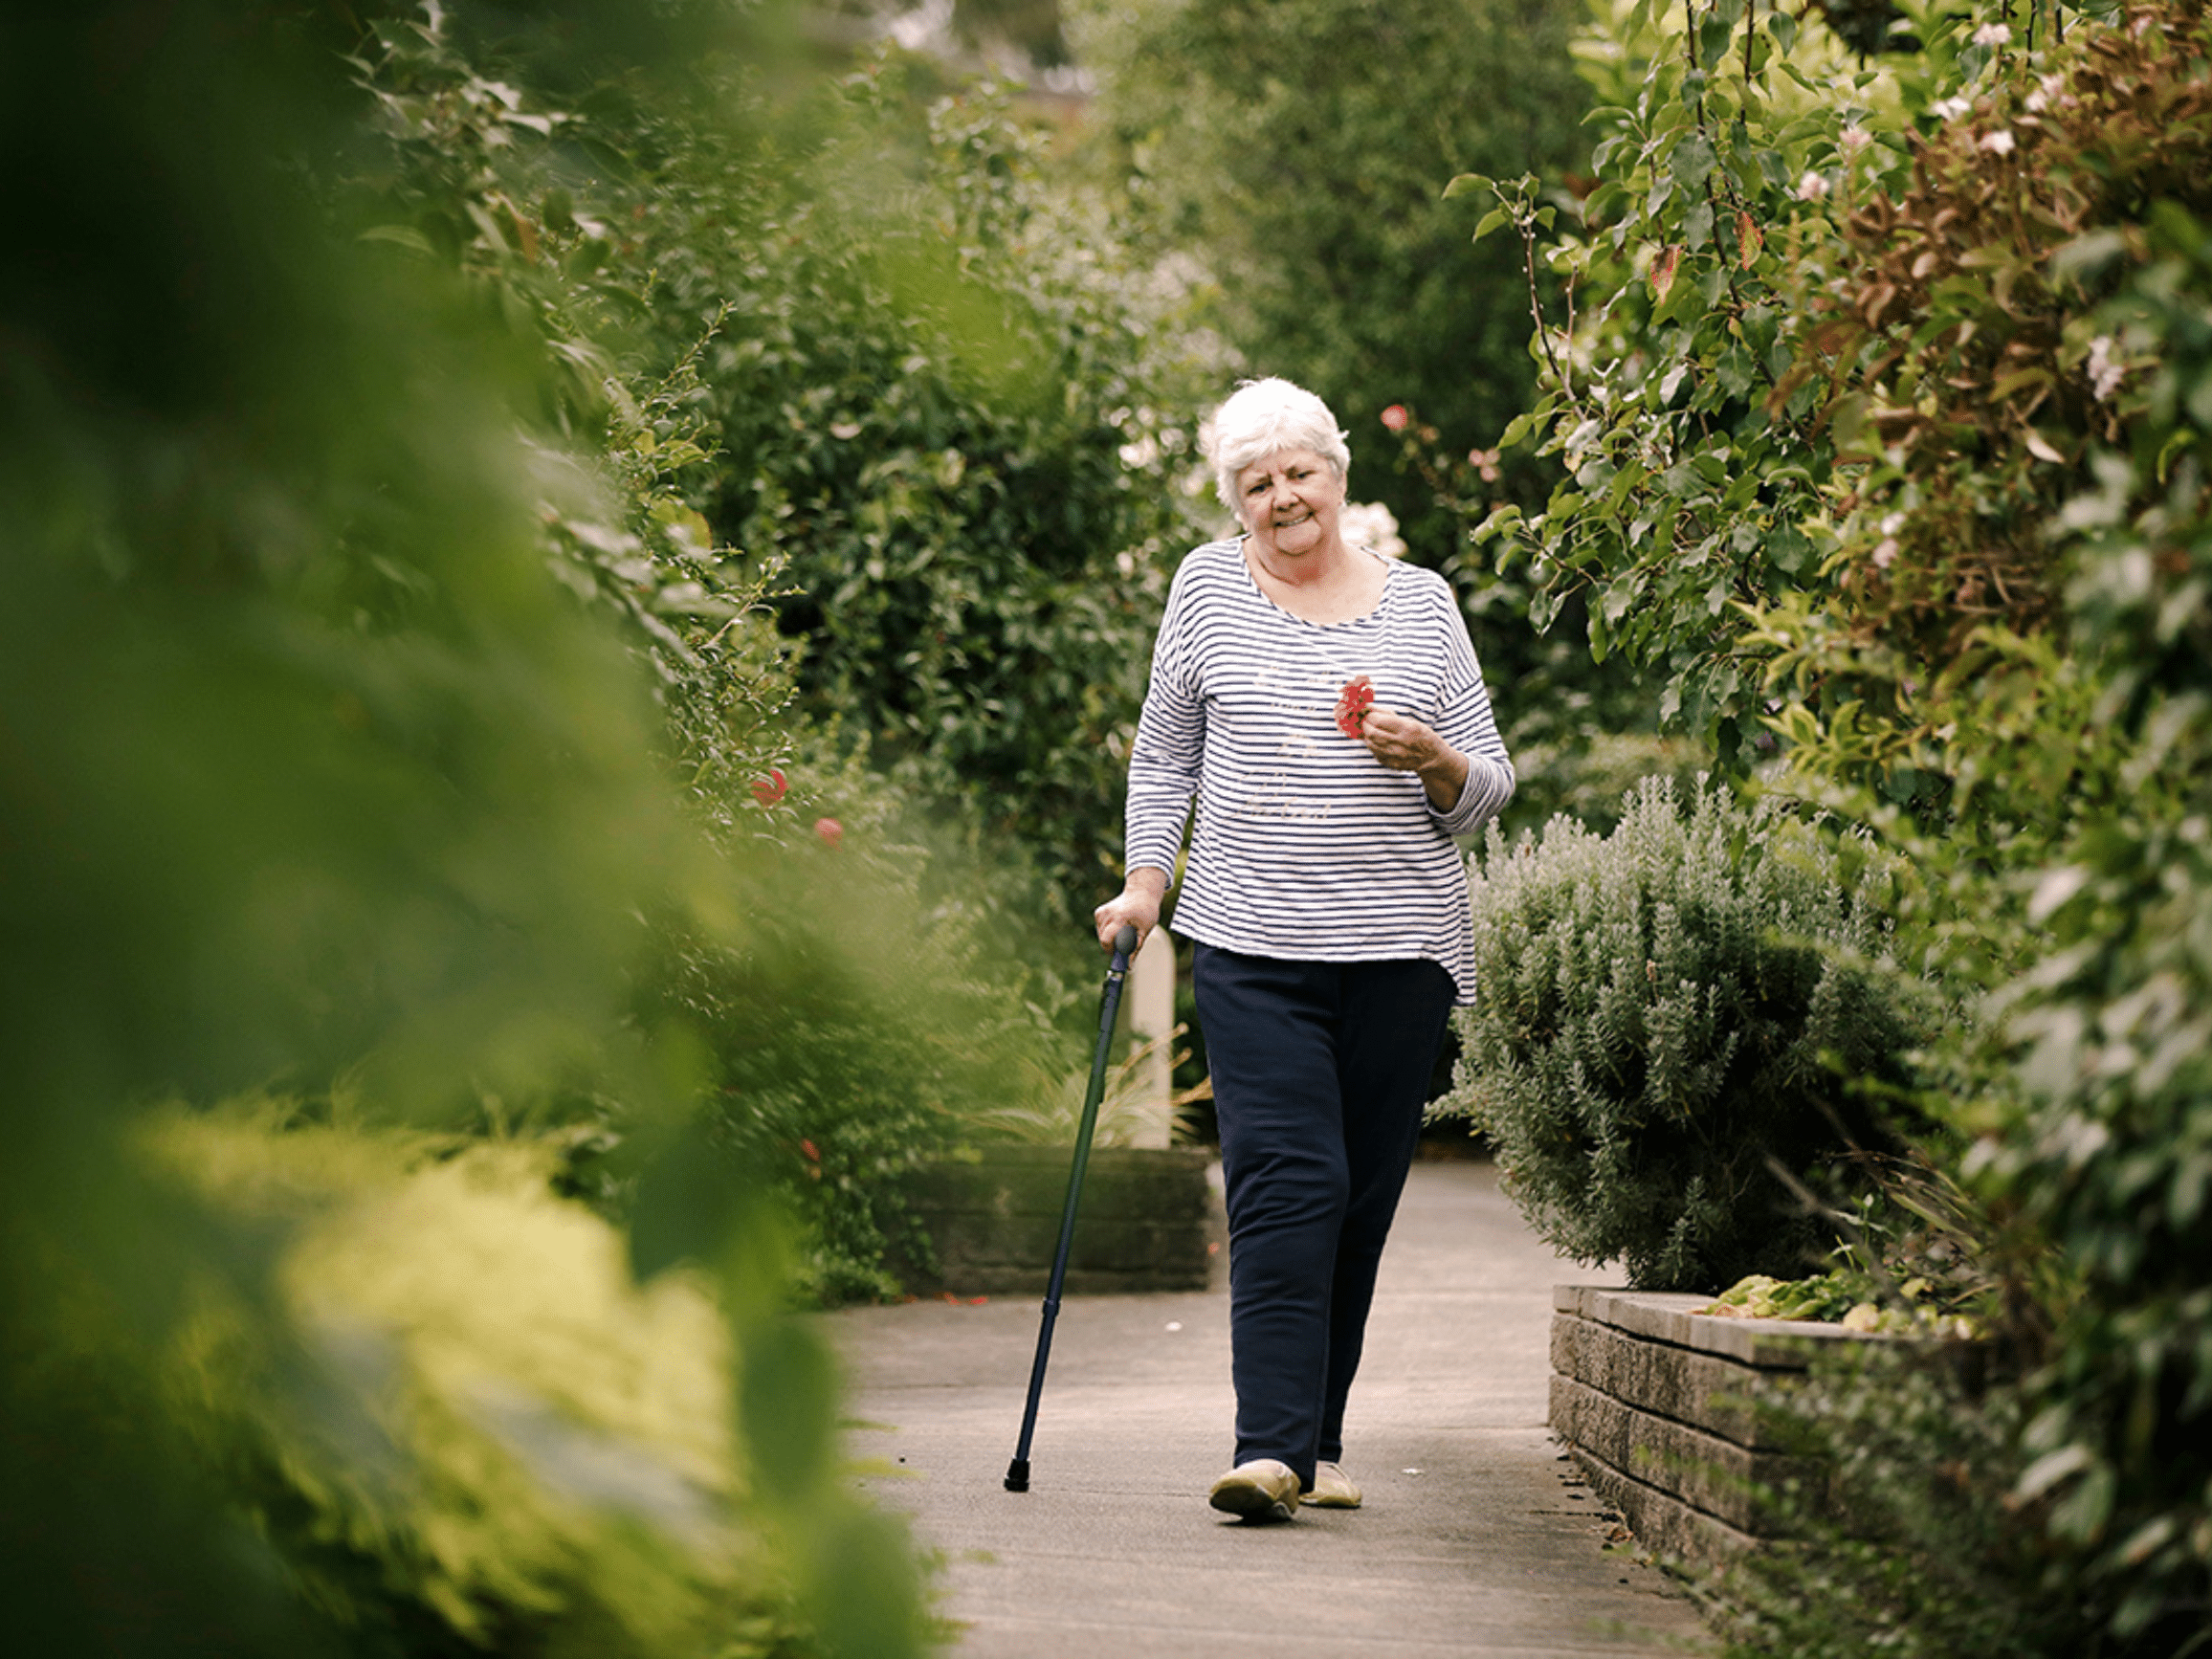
[338,11,1106,1308]
[1067,0,1594,567]
[585,50,1219,916]
[0,2,956,1652]
[137,1108,812,1658]
[344,7,810,821]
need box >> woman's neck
[1243,538,1387,625]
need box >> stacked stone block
[899,1145,1223,1295]
[1549,1285,1869,1559]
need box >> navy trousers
[1191,942,1457,1488]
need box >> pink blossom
[1980,130,2017,155]
[814,817,843,848]
[1380,404,1410,432]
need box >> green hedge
[611,55,1216,915]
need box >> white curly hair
[1203,377,1351,512]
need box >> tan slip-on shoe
[1304,1461,1362,1509]
[1207,1458,1301,1522]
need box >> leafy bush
[1436,778,1928,1290]
[347,12,1123,1309]
[1958,184,2212,1657]
[1067,0,1593,565]
[138,1110,822,1659]
[1467,0,2212,1642]
[1459,0,1980,763]
[1695,1343,2090,1659]
[0,5,932,1650]
[608,54,1217,915]
[639,785,1087,1305]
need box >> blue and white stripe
[1125,538,1515,1005]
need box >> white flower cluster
[2086,336,2127,401]
[1338,500,1406,559]
[1873,511,1907,570]
[1974,22,2013,49]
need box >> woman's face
[1234,447,1346,563]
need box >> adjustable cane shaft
[1006,924,1138,1492]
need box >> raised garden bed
[896,1145,1223,1296]
[1550,1285,1869,1560]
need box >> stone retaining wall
[897,1145,1224,1296]
[1550,1285,1874,1560]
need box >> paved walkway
[827,1160,1705,1658]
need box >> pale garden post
[1125,924,1176,1149]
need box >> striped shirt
[1125,537,1515,1004]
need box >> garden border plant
[1436,776,1930,1292]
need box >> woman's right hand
[1094,868,1167,956]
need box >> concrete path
[827,1161,1705,1658]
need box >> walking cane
[1005,922,1139,1493]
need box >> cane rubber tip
[1004,1459,1031,1493]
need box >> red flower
[1380,404,1409,432]
[751,767,788,807]
[813,817,843,848]
[799,1138,820,1164]
[1334,675,1375,739]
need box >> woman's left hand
[1360,706,1469,811]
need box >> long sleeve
[1425,597,1515,838]
[1123,559,1207,882]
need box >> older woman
[1094,377,1515,1522]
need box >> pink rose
[813,817,843,848]
[1380,404,1409,432]
[751,767,788,807]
